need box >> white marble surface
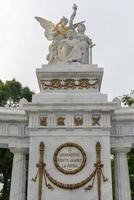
[27,131,113,200]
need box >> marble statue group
[35,4,95,65]
[0,4,133,200]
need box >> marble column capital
[111,144,132,154]
[111,145,131,154]
[10,147,28,154]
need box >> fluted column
[113,147,131,200]
[9,148,28,200]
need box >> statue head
[77,23,86,34]
[60,16,68,26]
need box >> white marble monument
[0,4,133,200]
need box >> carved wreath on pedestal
[53,142,86,175]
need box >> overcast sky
[0,0,134,101]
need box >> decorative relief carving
[79,79,89,88]
[53,142,86,174]
[51,79,61,88]
[40,116,47,126]
[32,141,108,200]
[74,116,83,126]
[45,169,95,190]
[38,114,104,128]
[64,79,75,89]
[92,115,101,126]
[38,114,103,128]
[57,116,65,126]
[41,79,99,90]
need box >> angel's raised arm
[69,4,77,29]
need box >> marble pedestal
[24,64,115,200]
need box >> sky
[0,0,134,101]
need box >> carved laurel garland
[41,79,99,90]
[45,168,96,190]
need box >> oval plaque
[53,142,86,175]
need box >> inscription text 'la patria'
[53,143,87,174]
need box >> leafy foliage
[111,158,115,200]
[0,79,34,106]
[128,149,134,200]
[121,90,134,106]
[121,91,134,200]
[0,149,13,200]
[0,80,8,106]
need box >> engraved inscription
[53,143,86,174]
[57,148,83,170]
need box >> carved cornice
[0,107,27,122]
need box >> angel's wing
[35,16,55,41]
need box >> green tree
[128,149,134,200]
[121,90,134,106]
[4,79,22,104]
[0,149,13,200]
[0,79,34,106]
[0,79,34,200]
[121,91,134,200]
[0,80,8,106]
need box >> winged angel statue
[35,4,93,64]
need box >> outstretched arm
[69,4,77,29]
